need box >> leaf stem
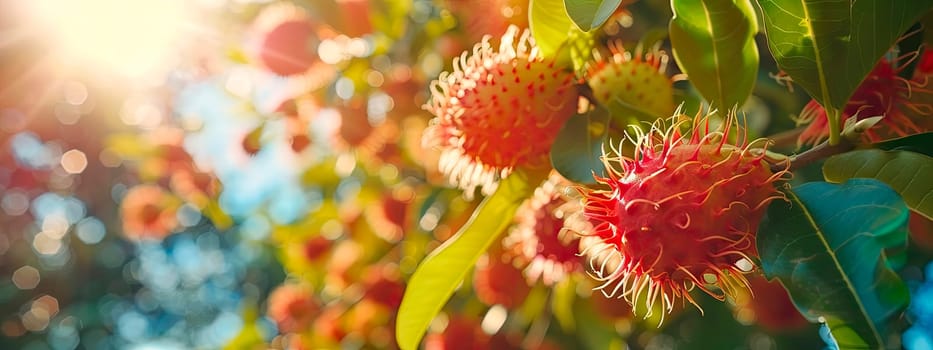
[827,107,842,146]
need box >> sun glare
[29,0,188,78]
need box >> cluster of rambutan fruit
[113,0,933,348]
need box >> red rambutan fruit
[586,44,675,121]
[364,186,415,243]
[423,25,579,196]
[575,113,788,319]
[909,212,933,252]
[473,253,531,309]
[502,172,583,286]
[797,54,930,146]
[424,316,490,350]
[303,235,332,262]
[267,282,318,333]
[335,0,373,38]
[361,264,406,310]
[169,170,219,208]
[249,4,323,77]
[731,275,809,333]
[444,0,529,44]
[312,305,348,343]
[120,185,180,241]
[915,49,933,77]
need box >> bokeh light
[26,0,190,78]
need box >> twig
[769,138,855,173]
[765,126,806,149]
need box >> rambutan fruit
[303,235,332,262]
[586,44,675,122]
[169,170,219,208]
[312,305,348,343]
[914,49,933,78]
[444,0,529,44]
[502,172,583,286]
[335,0,373,38]
[424,315,490,350]
[909,212,933,252]
[120,185,180,241]
[267,282,319,333]
[731,275,809,333]
[248,4,337,93]
[361,264,406,310]
[473,253,531,309]
[575,113,788,318]
[797,54,930,146]
[423,25,579,196]
[332,98,400,165]
[364,185,415,243]
[249,4,323,76]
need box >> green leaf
[564,0,623,31]
[669,0,759,110]
[395,169,547,350]
[758,179,910,349]
[568,27,598,73]
[754,0,933,140]
[823,149,933,220]
[551,277,577,332]
[551,108,609,185]
[576,296,626,350]
[874,132,933,157]
[530,0,575,57]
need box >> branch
[765,126,806,149]
[768,138,855,173]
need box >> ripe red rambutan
[248,4,337,94]
[797,54,930,146]
[444,0,529,43]
[732,275,810,332]
[313,305,348,343]
[332,98,401,168]
[473,253,531,309]
[364,186,415,243]
[423,25,579,196]
[250,4,323,76]
[586,44,675,121]
[335,0,373,38]
[302,235,332,262]
[120,185,180,241]
[169,170,219,208]
[361,264,406,310]
[575,113,788,319]
[267,282,318,333]
[502,172,583,286]
[424,315,490,350]
[914,49,933,78]
[909,212,933,252]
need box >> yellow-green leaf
[530,0,575,58]
[395,168,547,350]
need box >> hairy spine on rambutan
[796,52,931,146]
[572,112,789,321]
[502,172,583,286]
[423,25,579,197]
